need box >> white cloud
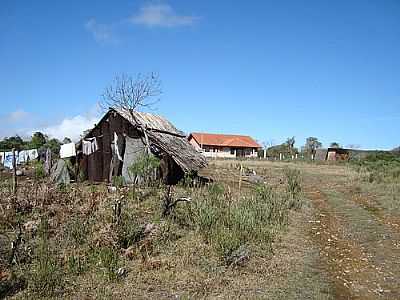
[0,105,102,142]
[85,18,116,43]
[35,114,100,142]
[131,3,198,28]
[0,110,34,138]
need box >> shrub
[284,168,302,209]
[28,217,63,297]
[127,153,160,186]
[65,216,90,246]
[112,175,125,188]
[188,183,284,264]
[66,252,88,276]
[33,161,45,180]
[116,212,143,248]
[95,247,120,281]
[351,153,400,183]
[211,226,243,264]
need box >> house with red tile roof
[188,132,261,158]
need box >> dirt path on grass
[304,178,400,299]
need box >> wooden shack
[326,147,350,161]
[77,108,207,185]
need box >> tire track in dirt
[305,188,399,299]
[338,186,400,233]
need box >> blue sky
[1,0,399,149]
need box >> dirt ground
[208,160,400,299]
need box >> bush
[127,153,160,185]
[65,216,90,246]
[33,161,45,180]
[66,252,89,276]
[94,247,120,281]
[28,217,63,297]
[189,183,285,264]
[284,168,302,209]
[116,212,143,248]
[211,226,243,264]
[351,153,400,183]
[112,175,125,188]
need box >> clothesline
[0,148,39,169]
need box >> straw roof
[114,107,185,137]
[112,108,207,172]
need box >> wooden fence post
[238,163,243,194]
[12,148,17,195]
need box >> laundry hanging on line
[60,143,76,158]
[27,149,38,160]
[82,137,98,155]
[3,152,15,169]
[18,150,28,164]
[114,132,123,161]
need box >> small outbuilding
[76,108,207,185]
[326,147,350,161]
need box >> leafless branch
[100,73,162,112]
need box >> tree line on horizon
[0,132,71,154]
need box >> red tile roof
[189,132,261,148]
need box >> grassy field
[0,158,399,299]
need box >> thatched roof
[112,108,207,172]
[114,107,185,137]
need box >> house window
[230,148,235,155]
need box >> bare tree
[101,73,162,112]
[101,72,162,154]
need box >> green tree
[330,142,340,148]
[43,138,62,155]
[62,137,72,144]
[304,137,322,159]
[0,135,26,151]
[30,132,47,149]
[286,136,296,155]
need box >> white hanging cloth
[60,143,76,158]
[114,132,123,161]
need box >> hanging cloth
[82,137,98,155]
[3,152,14,169]
[114,133,123,161]
[82,140,92,155]
[60,143,76,158]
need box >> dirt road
[303,168,400,299]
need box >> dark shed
[326,147,350,161]
[77,108,207,185]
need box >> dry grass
[0,161,304,299]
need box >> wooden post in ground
[238,164,243,194]
[12,148,17,194]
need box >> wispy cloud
[85,3,199,43]
[85,18,117,44]
[2,110,30,123]
[130,3,199,28]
